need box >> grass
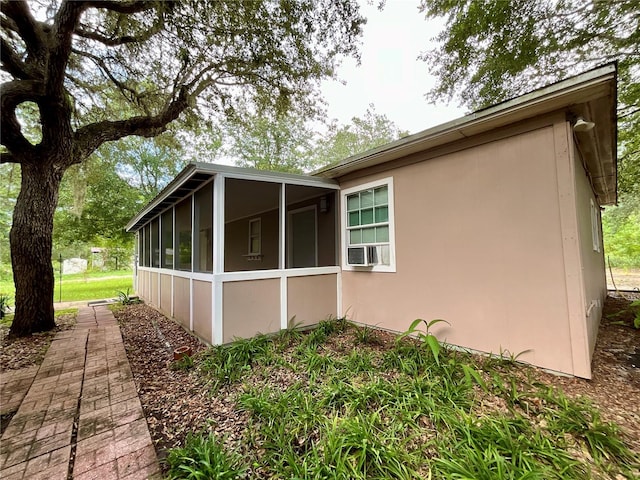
[167,319,639,479]
[0,269,132,303]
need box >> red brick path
[0,306,160,479]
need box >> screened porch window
[144,224,151,267]
[194,183,213,272]
[138,229,146,267]
[161,209,173,268]
[151,218,160,267]
[175,197,192,271]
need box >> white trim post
[171,206,175,317]
[212,174,226,344]
[190,194,195,331]
[279,183,288,329]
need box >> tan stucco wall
[149,272,159,307]
[287,274,338,327]
[173,276,190,328]
[339,123,581,375]
[193,280,212,343]
[223,279,280,342]
[225,209,279,271]
[573,145,607,355]
[160,274,172,315]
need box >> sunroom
[125,163,341,344]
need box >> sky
[320,1,466,135]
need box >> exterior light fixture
[573,117,595,132]
[320,195,328,213]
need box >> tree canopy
[314,105,409,167]
[225,108,316,173]
[420,0,638,195]
[0,0,365,336]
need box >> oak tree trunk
[9,161,65,337]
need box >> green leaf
[425,334,441,365]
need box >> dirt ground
[110,293,640,473]
[607,267,640,291]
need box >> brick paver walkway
[0,306,160,479]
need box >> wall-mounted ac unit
[347,245,378,266]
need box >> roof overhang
[314,64,618,205]
[125,162,338,232]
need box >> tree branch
[0,0,45,60]
[0,37,31,79]
[74,11,164,46]
[69,47,147,109]
[47,0,91,92]
[37,1,89,148]
[0,151,16,164]
[84,1,157,14]
[1,14,19,36]
[72,86,190,163]
[0,80,44,157]
[0,36,46,81]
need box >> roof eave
[314,64,618,181]
[125,162,339,232]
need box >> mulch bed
[112,293,640,470]
[0,314,76,372]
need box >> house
[126,64,617,379]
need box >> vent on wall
[347,246,378,266]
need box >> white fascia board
[207,163,339,188]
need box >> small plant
[117,288,140,305]
[632,299,640,329]
[302,325,329,350]
[165,432,245,479]
[171,354,194,371]
[275,316,303,347]
[398,318,450,365]
[0,294,11,319]
[200,334,273,389]
[607,297,640,329]
[498,347,533,364]
[353,323,378,345]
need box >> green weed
[117,287,140,305]
[171,354,194,371]
[165,432,245,479]
[0,293,11,320]
[539,387,637,471]
[397,318,450,365]
[199,334,273,389]
[352,323,379,345]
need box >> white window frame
[248,218,262,255]
[590,199,601,252]
[341,177,396,272]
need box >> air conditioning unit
[347,245,378,266]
